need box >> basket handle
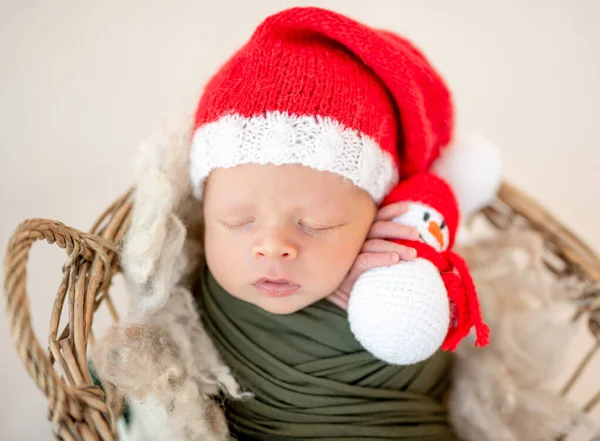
[3,218,120,440]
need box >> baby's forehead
[204,164,371,212]
[206,164,358,194]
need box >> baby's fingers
[327,291,350,310]
[338,252,399,296]
[367,220,419,241]
[361,239,417,260]
[375,201,409,221]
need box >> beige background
[1,1,599,439]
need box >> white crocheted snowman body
[348,202,451,365]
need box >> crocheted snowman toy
[348,171,491,365]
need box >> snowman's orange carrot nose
[428,221,444,248]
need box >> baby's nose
[253,234,298,260]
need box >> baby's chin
[236,288,328,315]
[256,299,308,315]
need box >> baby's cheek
[314,242,360,289]
[204,230,244,279]
[203,229,223,266]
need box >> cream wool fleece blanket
[91,118,249,441]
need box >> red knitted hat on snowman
[190,6,453,204]
[381,173,460,248]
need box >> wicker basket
[3,181,600,441]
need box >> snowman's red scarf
[392,239,490,351]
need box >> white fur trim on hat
[189,110,399,204]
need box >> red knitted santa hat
[190,6,453,204]
[381,173,460,248]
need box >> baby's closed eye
[298,220,346,236]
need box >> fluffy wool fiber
[91,118,252,441]
[449,227,599,441]
[91,286,253,441]
[119,116,206,319]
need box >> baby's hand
[326,202,419,310]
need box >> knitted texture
[349,173,489,365]
[381,173,489,351]
[190,6,453,201]
[190,111,398,204]
[382,172,459,248]
[348,257,450,365]
[391,202,449,252]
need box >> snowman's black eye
[423,212,431,222]
[440,220,446,229]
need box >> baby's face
[203,163,377,314]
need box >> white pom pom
[348,258,450,365]
[432,132,502,219]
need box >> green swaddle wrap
[194,263,457,440]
